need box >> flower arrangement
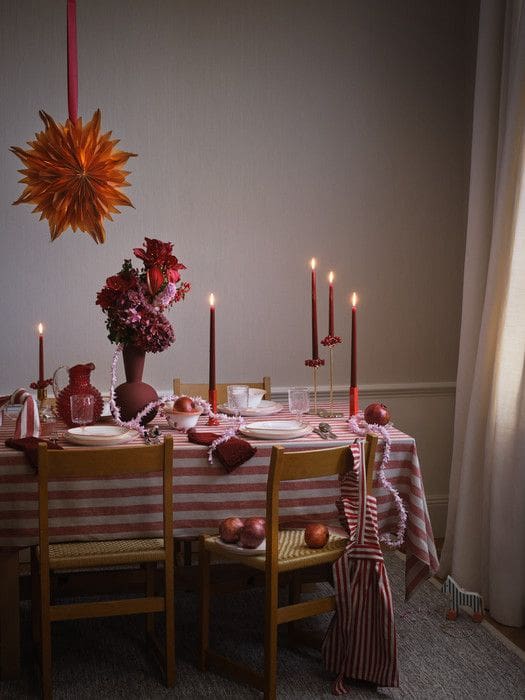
[96,238,190,353]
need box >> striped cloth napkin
[0,388,40,438]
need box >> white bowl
[165,408,203,430]
[248,388,266,408]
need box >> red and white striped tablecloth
[0,403,438,598]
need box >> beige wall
[0,1,477,535]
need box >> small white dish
[165,408,203,430]
[65,425,136,446]
[218,400,283,417]
[213,537,266,556]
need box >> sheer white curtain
[439,0,525,627]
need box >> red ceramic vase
[55,363,104,427]
[114,345,158,424]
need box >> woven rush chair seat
[204,529,348,573]
[41,538,166,570]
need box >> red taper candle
[38,323,44,383]
[328,271,334,336]
[208,294,216,391]
[349,293,358,416]
[351,293,357,386]
[311,258,318,359]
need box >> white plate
[239,420,312,440]
[65,425,137,446]
[212,537,266,556]
[218,400,283,417]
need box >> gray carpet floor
[2,553,524,699]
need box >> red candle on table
[310,258,318,359]
[38,323,44,383]
[328,271,334,336]
[208,294,219,424]
[349,293,358,415]
[208,294,216,391]
[351,293,357,386]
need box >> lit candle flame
[37,323,44,335]
[351,292,357,307]
[328,271,334,284]
[310,258,316,270]
[209,293,215,307]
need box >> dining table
[0,399,439,680]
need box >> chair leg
[144,563,155,638]
[164,560,176,687]
[30,547,40,650]
[40,588,52,699]
[183,540,193,566]
[199,537,211,671]
[288,572,302,641]
[264,571,279,700]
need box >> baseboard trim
[426,494,449,539]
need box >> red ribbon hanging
[67,0,78,123]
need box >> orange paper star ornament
[10,109,137,244]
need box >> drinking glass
[288,387,310,421]
[227,385,249,419]
[70,394,94,430]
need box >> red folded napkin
[187,428,256,472]
[5,437,64,471]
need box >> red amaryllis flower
[133,238,173,269]
[147,266,164,296]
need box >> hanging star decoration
[10,109,136,244]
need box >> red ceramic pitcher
[53,363,104,427]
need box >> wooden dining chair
[173,376,271,404]
[199,434,378,699]
[31,436,175,699]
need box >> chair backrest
[265,434,378,562]
[37,436,174,569]
[173,377,271,405]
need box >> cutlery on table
[313,427,329,439]
[318,423,337,439]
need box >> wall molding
[426,494,450,539]
[272,381,456,400]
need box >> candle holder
[305,358,324,415]
[30,378,53,420]
[207,388,220,426]
[349,386,359,417]
[319,335,343,418]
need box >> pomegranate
[219,516,245,543]
[173,396,195,412]
[239,516,266,549]
[364,402,391,426]
[304,523,329,549]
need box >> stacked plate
[218,400,283,417]
[239,420,312,440]
[65,425,136,446]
